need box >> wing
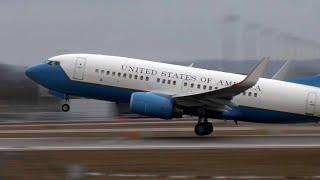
[174,57,269,112]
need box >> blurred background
[1,0,320,121]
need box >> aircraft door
[73,57,87,80]
[306,92,316,115]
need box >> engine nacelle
[130,92,180,119]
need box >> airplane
[25,54,320,136]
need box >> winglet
[239,57,269,88]
[173,57,269,100]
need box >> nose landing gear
[61,96,70,112]
[61,103,70,112]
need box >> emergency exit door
[306,92,317,115]
[73,57,86,80]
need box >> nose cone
[25,64,46,83]
[25,63,66,92]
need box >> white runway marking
[106,173,320,179]
[108,173,157,178]
[1,144,318,151]
[0,127,255,133]
[0,136,320,151]
[90,171,320,179]
[0,120,196,127]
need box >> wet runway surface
[0,120,320,150]
[1,119,320,179]
[2,135,320,151]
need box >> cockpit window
[47,60,60,66]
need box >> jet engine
[130,92,182,119]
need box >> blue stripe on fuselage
[222,106,318,123]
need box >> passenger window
[167,80,171,84]
[254,93,257,97]
[129,74,133,79]
[106,71,110,75]
[146,77,149,81]
[209,86,212,90]
[134,75,138,79]
[95,69,99,73]
[118,72,121,77]
[140,76,143,80]
[101,70,104,74]
[112,72,115,76]
[197,84,201,89]
[184,82,187,87]
[162,79,166,83]
[248,92,252,96]
[123,73,127,78]
[173,81,176,85]
[157,78,160,83]
[243,92,246,95]
[203,85,206,90]
[215,87,218,90]
[190,83,194,88]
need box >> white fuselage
[50,54,320,119]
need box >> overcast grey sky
[0,0,319,66]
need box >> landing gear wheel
[195,123,207,136]
[194,117,213,136]
[61,104,70,112]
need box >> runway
[0,120,320,150]
[2,135,320,151]
[1,119,320,179]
